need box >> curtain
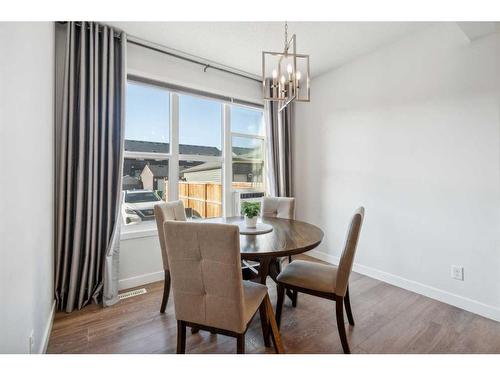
[265,84,294,197]
[55,22,126,313]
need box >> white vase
[245,216,258,228]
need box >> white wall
[0,22,55,353]
[119,40,262,290]
[119,235,164,290]
[294,23,500,321]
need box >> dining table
[203,216,324,289]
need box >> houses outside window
[122,78,264,234]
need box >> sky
[125,81,264,150]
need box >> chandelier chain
[284,21,288,52]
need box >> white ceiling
[109,22,432,78]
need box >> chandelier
[262,22,310,111]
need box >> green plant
[241,201,260,218]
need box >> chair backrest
[163,221,246,333]
[154,200,187,270]
[262,197,295,219]
[335,207,365,297]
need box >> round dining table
[204,216,324,286]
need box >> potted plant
[241,201,260,228]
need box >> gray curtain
[265,86,294,197]
[55,22,126,313]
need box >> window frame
[121,75,265,240]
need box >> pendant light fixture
[262,22,310,111]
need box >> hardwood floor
[47,256,500,354]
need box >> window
[123,81,170,230]
[179,93,224,218]
[230,105,265,136]
[230,106,265,192]
[125,81,170,153]
[122,78,264,235]
[179,94,222,156]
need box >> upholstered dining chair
[262,196,295,220]
[275,207,365,354]
[154,200,187,313]
[163,221,284,354]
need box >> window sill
[120,222,158,241]
[119,217,217,241]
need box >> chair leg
[276,284,285,329]
[291,290,298,307]
[265,294,284,354]
[237,334,245,354]
[344,286,355,326]
[259,299,271,347]
[160,270,171,313]
[335,297,350,354]
[177,321,186,354]
[281,258,298,308]
[284,289,298,307]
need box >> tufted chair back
[163,221,247,333]
[154,200,187,270]
[262,197,295,219]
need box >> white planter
[245,216,258,228]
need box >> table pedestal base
[257,257,297,306]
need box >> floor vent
[118,288,147,300]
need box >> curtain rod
[127,38,261,83]
[57,21,261,83]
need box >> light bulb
[287,64,293,74]
[272,69,278,79]
[296,71,302,81]
[280,75,286,84]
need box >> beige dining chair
[154,200,187,313]
[163,220,284,354]
[262,196,295,220]
[275,207,365,354]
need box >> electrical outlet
[451,265,464,281]
[28,330,34,354]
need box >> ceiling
[109,22,432,78]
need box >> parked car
[122,189,162,225]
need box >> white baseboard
[308,249,500,323]
[119,270,164,291]
[40,300,55,354]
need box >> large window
[122,79,264,233]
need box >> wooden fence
[179,182,222,218]
[162,180,264,218]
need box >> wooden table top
[203,216,324,260]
